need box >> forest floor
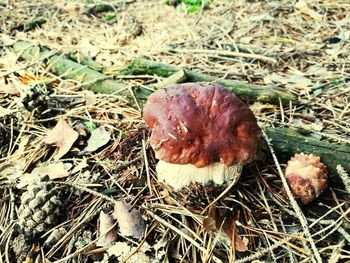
[0,0,349,262]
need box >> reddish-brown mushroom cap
[143,83,260,168]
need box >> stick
[12,40,296,106]
[12,40,152,105]
[262,130,322,263]
[115,58,297,105]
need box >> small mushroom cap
[143,83,260,168]
[285,153,328,205]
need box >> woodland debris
[266,127,350,181]
[43,118,79,161]
[12,40,296,106]
[113,201,145,240]
[12,40,152,105]
[97,211,117,247]
[116,58,297,105]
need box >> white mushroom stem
[156,160,243,190]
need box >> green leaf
[186,4,201,13]
[103,12,116,21]
[83,121,97,133]
[331,79,341,86]
[117,130,129,139]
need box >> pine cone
[17,176,63,237]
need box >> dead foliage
[0,0,349,262]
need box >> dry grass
[0,0,349,262]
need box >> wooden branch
[12,40,152,105]
[265,127,350,182]
[117,58,297,105]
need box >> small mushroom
[285,153,328,205]
[143,83,261,190]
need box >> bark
[117,58,297,105]
[265,127,350,181]
[13,40,152,106]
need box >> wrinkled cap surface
[285,153,328,204]
[143,83,260,168]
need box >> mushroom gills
[156,160,243,190]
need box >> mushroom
[285,153,328,205]
[143,83,260,190]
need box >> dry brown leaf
[107,242,154,263]
[18,73,53,85]
[31,162,70,179]
[83,127,110,152]
[71,158,88,174]
[43,118,78,161]
[203,208,248,252]
[97,211,117,247]
[223,215,248,252]
[296,0,322,21]
[203,214,217,232]
[112,201,146,240]
[250,102,276,115]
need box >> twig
[49,181,116,204]
[234,237,293,263]
[336,165,350,193]
[262,130,322,263]
[143,206,222,263]
[171,48,277,64]
[142,139,153,196]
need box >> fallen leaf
[75,230,94,251]
[79,38,100,58]
[112,201,146,240]
[18,73,53,85]
[250,102,276,115]
[203,208,248,252]
[292,118,323,132]
[223,214,248,252]
[97,211,117,247]
[31,162,70,179]
[0,33,15,46]
[203,214,217,232]
[153,235,170,261]
[43,118,79,160]
[82,90,96,106]
[0,160,25,180]
[71,158,88,174]
[83,126,110,152]
[296,0,322,21]
[107,242,154,263]
[265,73,312,86]
[16,173,43,189]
